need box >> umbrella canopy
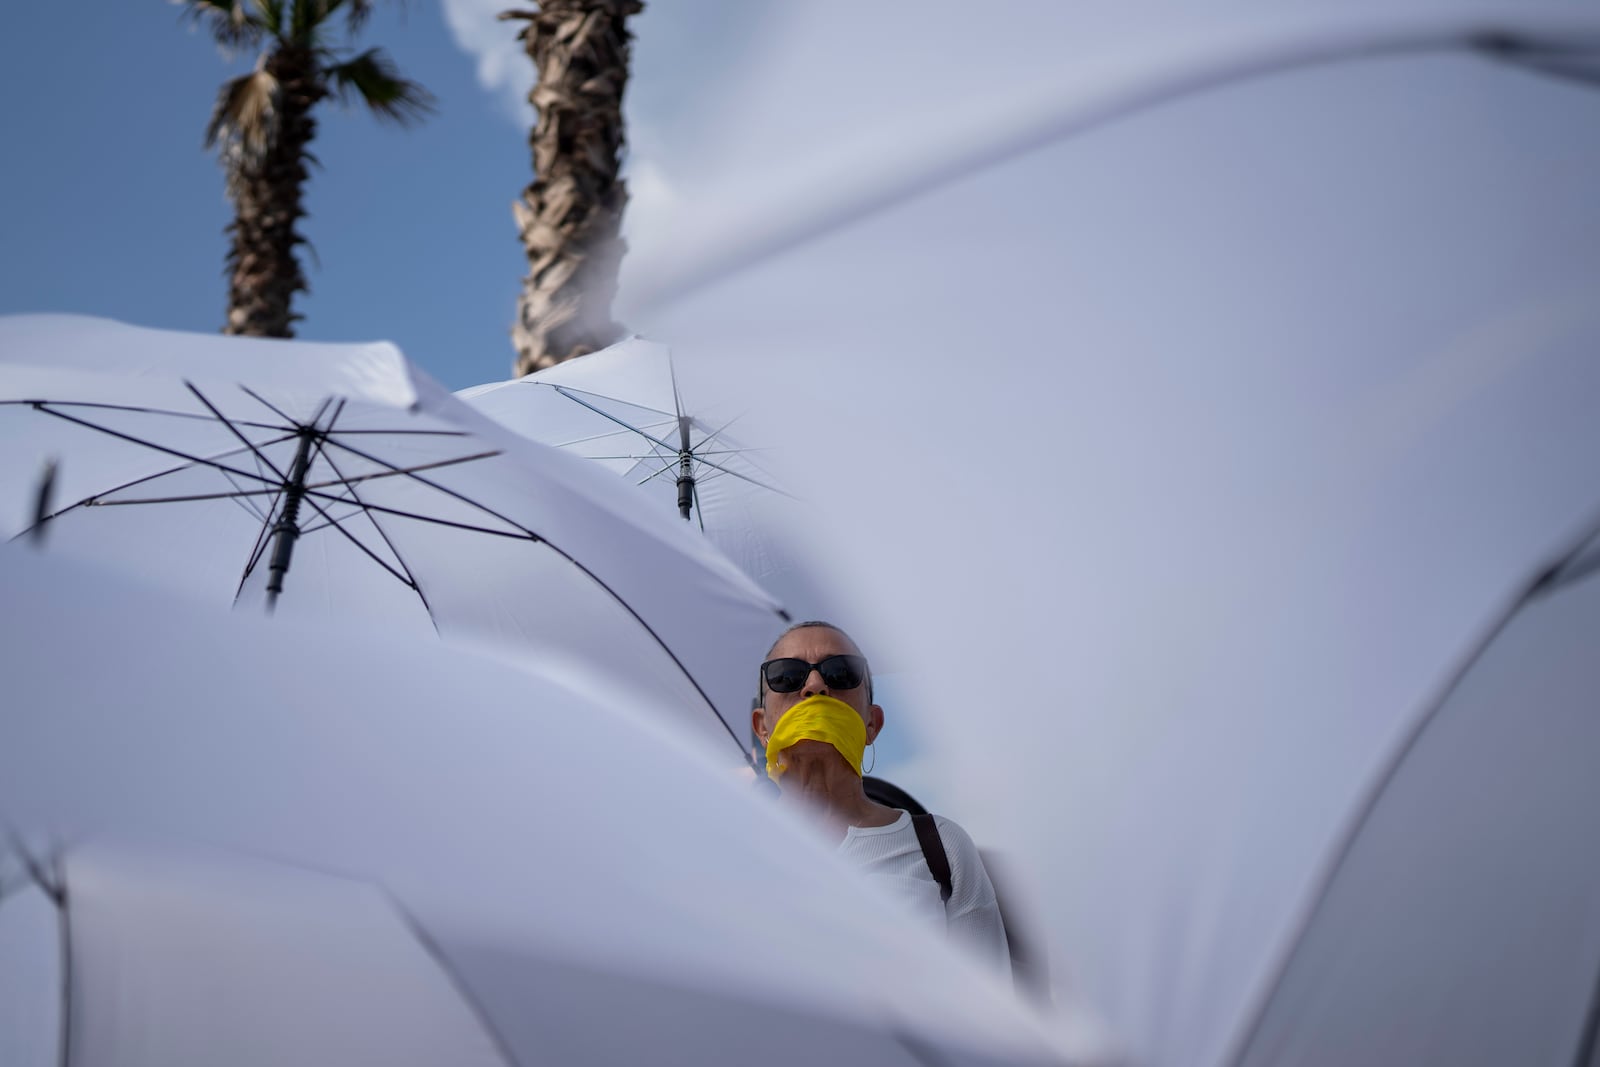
[627,7,1600,1066]
[0,549,1096,1067]
[0,313,785,758]
[458,336,842,622]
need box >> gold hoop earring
[863,741,876,775]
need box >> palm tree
[501,0,643,375]
[180,0,433,338]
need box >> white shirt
[838,811,1011,978]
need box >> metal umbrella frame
[0,551,1089,1067]
[459,337,796,532]
[0,315,787,760]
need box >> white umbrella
[627,7,1600,1066]
[0,313,785,758]
[458,336,843,623]
[0,549,1097,1067]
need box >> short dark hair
[758,620,874,702]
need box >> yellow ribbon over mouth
[765,694,867,782]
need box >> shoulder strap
[911,812,954,903]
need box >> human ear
[750,705,771,745]
[866,704,885,744]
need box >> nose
[801,667,828,697]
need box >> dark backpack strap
[911,812,954,904]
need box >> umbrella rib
[679,447,771,458]
[378,890,527,1067]
[318,437,536,536]
[551,386,681,454]
[580,452,679,462]
[292,479,422,592]
[82,487,290,506]
[1219,558,1573,1067]
[682,415,799,498]
[237,493,282,598]
[313,441,433,608]
[30,408,284,488]
[0,398,290,433]
[185,382,291,483]
[685,452,798,499]
[307,428,473,437]
[686,411,745,450]
[634,457,682,488]
[667,346,689,438]
[217,462,277,524]
[534,534,750,757]
[16,430,300,530]
[546,423,675,450]
[535,380,678,420]
[235,383,305,430]
[301,451,504,494]
[318,437,749,751]
[296,490,536,539]
[229,445,425,598]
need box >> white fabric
[0,877,59,1067]
[634,12,1600,1066]
[1234,557,1600,1066]
[65,844,507,1067]
[840,812,1011,979]
[0,314,784,758]
[458,337,849,626]
[0,550,1097,1067]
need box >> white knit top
[837,811,1011,977]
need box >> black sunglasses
[760,654,869,694]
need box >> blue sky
[1,3,602,390]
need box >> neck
[781,763,898,838]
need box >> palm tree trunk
[505,0,643,376]
[224,46,324,338]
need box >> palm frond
[324,48,434,124]
[252,0,287,36]
[287,0,325,45]
[205,65,280,161]
[327,0,378,35]
[174,0,270,48]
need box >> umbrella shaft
[265,432,317,608]
[676,452,694,521]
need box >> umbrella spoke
[300,450,504,494]
[686,410,747,451]
[680,446,774,458]
[236,383,313,432]
[311,440,435,613]
[32,407,285,489]
[581,452,677,463]
[634,457,682,488]
[691,480,707,534]
[185,383,291,484]
[82,487,291,507]
[290,486,422,592]
[380,891,522,1067]
[219,457,277,525]
[297,489,538,540]
[551,385,681,454]
[16,431,300,533]
[541,381,678,422]
[685,451,798,498]
[0,398,291,434]
[237,495,280,598]
[313,436,737,746]
[548,422,677,450]
[305,428,474,437]
[317,437,535,539]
